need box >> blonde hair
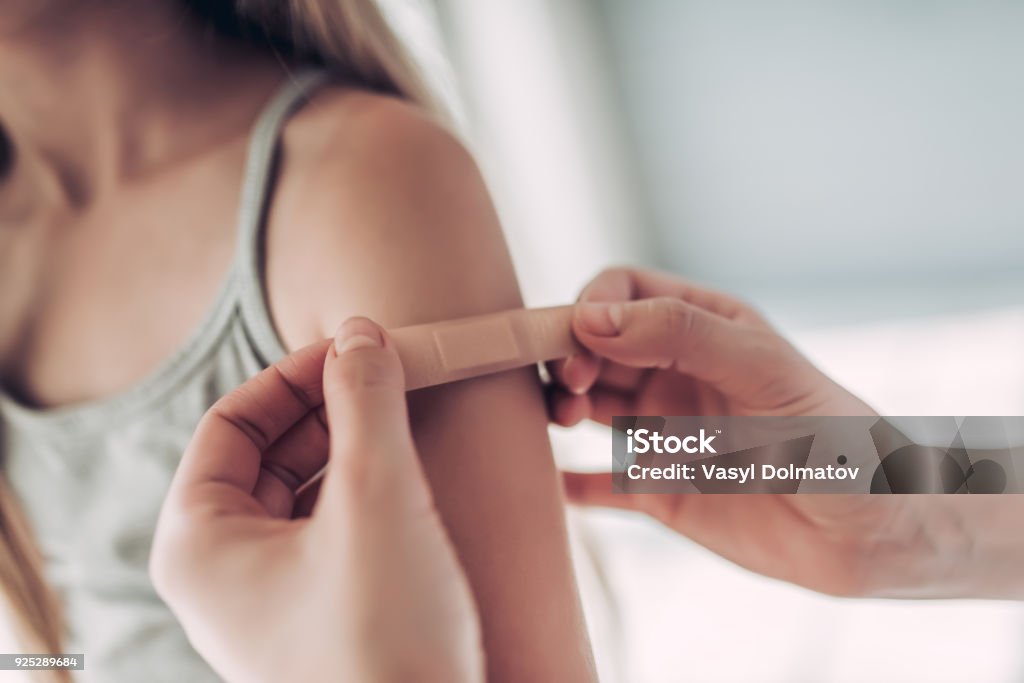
[0,1,435,678]
[191,0,442,113]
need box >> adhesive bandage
[388,305,581,390]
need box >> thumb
[572,297,792,392]
[320,317,420,505]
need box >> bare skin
[0,1,284,403]
[152,319,485,683]
[550,267,1024,600]
[0,2,594,680]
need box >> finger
[548,351,602,396]
[261,405,330,483]
[581,267,759,323]
[572,297,782,394]
[319,317,421,509]
[550,384,650,428]
[547,387,592,427]
[557,266,740,397]
[252,407,330,518]
[589,361,647,394]
[562,472,671,521]
[550,281,608,395]
[585,388,637,426]
[547,359,647,425]
[551,385,638,427]
[293,476,323,519]
[564,381,708,428]
[173,339,332,513]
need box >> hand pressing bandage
[388,305,582,390]
[155,310,593,682]
[152,318,484,683]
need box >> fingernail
[562,354,586,395]
[576,302,622,337]
[334,318,383,354]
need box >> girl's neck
[0,0,286,209]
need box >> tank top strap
[234,68,333,364]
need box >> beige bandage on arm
[388,305,581,391]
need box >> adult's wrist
[858,496,1024,600]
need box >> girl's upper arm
[265,91,596,682]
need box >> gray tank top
[0,70,330,682]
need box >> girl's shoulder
[262,84,521,351]
[281,85,466,178]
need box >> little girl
[0,1,594,680]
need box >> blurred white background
[394,0,1024,681]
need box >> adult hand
[151,318,483,683]
[551,268,873,421]
[549,268,958,598]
